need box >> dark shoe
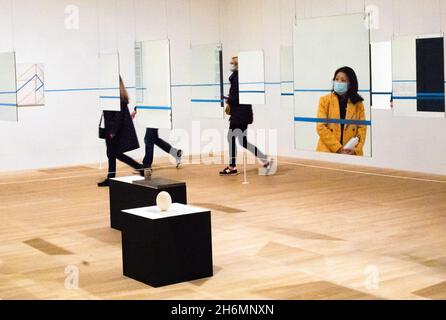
[132,168,145,177]
[97,179,110,187]
[219,167,239,176]
[176,150,183,168]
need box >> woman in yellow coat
[316,66,367,156]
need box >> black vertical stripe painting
[416,37,445,113]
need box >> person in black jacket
[220,56,273,176]
[98,77,143,187]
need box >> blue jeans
[143,128,178,169]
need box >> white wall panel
[371,41,392,109]
[136,40,172,129]
[239,50,266,105]
[99,52,120,111]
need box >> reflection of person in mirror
[316,66,367,156]
[131,114,183,172]
[220,56,274,176]
[98,77,143,187]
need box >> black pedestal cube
[121,204,213,287]
[109,176,187,231]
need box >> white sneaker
[260,158,276,176]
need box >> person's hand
[131,111,137,119]
[225,104,231,116]
[341,148,355,155]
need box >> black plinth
[121,204,213,288]
[109,176,187,230]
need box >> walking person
[220,56,274,176]
[98,77,143,187]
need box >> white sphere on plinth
[156,191,172,212]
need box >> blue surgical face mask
[333,81,349,95]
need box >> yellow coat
[316,93,367,156]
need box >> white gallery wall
[0,0,225,171]
[0,0,445,176]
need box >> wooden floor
[1,157,446,300]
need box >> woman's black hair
[333,66,364,104]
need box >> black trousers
[143,128,178,169]
[108,154,142,179]
[228,123,267,168]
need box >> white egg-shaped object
[156,191,172,212]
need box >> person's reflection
[316,66,367,156]
[98,76,143,187]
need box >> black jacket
[103,98,140,158]
[228,71,253,126]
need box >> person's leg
[219,127,238,176]
[143,128,156,169]
[220,123,242,176]
[98,157,115,186]
[238,126,268,164]
[153,129,177,156]
[108,157,117,179]
[228,127,238,168]
[117,154,143,171]
[153,129,182,167]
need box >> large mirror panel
[293,14,372,157]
